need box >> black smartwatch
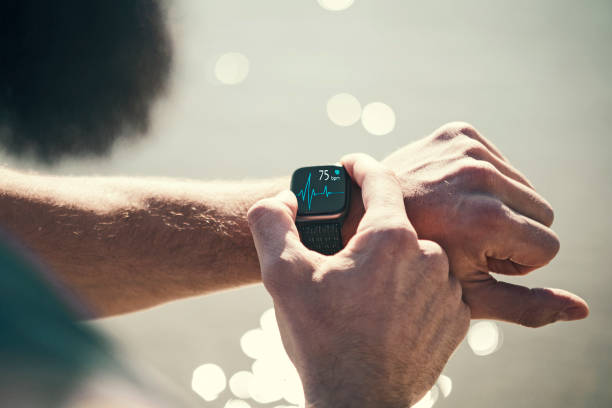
[290,165,351,255]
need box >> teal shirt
[0,234,187,407]
[0,235,112,406]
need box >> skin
[383,122,589,326]
[0,122,588,324]
[248,153,470,407]
[0,170,285,316]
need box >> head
[0,0,173,163]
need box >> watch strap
[296,221,343,255]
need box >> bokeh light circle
[326,93,362,127]
[411,385,439,408]
[248,369,283,404]
[467,320,502,356]
[191,363,227,401]
[215,52,250,85]
[437,374,452,398]
[224,399,251,408]
[240,329,266,359]
[260,308,279,335]
[361,102,396,135]
[317,0,355,11]
[229,371,254,399]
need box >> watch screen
[290,165,349,216]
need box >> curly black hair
[0,0,173,163]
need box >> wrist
[304,383,415,408]
[299,361,416,408]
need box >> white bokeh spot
[240,329,267,360]
[361,102,396,136]
[191,363,227,402]
[411,385,439,408]
[235,308,305,406]
[326,93,362,127]
[317,0,355,11]
[224,399,252,408]
[467,320,502,356]
[436,374,452,398]
[215,52,250,85]
[229,371,254,399]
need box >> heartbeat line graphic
[295,173,344,210]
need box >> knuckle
[514,290,546,327]
[471,198,509,227]
[418,240,450,278]
[247,198,285,227]
[434,121,480,141]
[453,121,480,139]
[517,309,547,328]
[363,225,417,249]
[462,161,498,186]
[461,140,490,159]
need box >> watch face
[290,165,349,216]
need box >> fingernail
[557,306,587,321]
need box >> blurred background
[1,0,610,406]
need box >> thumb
[248,190,305,270]
[464,279,589,327]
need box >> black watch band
[296,221,343,255]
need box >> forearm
[0,167,286,317]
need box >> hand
[371,122,587,327]
[248,154,470,407]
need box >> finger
[486,258,539,276]
[464,278,590,327]
[341,153,413,233]
[247,190,306,269]
[463,141,535,189]
[466,162,554,226]
[467,196,559,270]
[456,122,508,163]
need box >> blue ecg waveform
[296,173,344,210]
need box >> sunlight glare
[411,385,439,408]
[436,374,452,398]
[240,329,267,359]
[317,0,355,11]
[215,52,250,85]
[191,363,226,402]
[361,102,396,136]
[467,320,502,356]
[326,93,362,127]
[229,370,254,399]
[224,399,251,408]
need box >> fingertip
[554,290,590,321]
[340,153,357,173]
[340,152,371,171]
[543,200,555,227]
[558,304,590,321]
[463,282,590,328]
[339,152,361,164]
[341,153,387,188]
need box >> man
[0,0,588,406]
[0,121,588,326]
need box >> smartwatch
[290,165,351,255]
